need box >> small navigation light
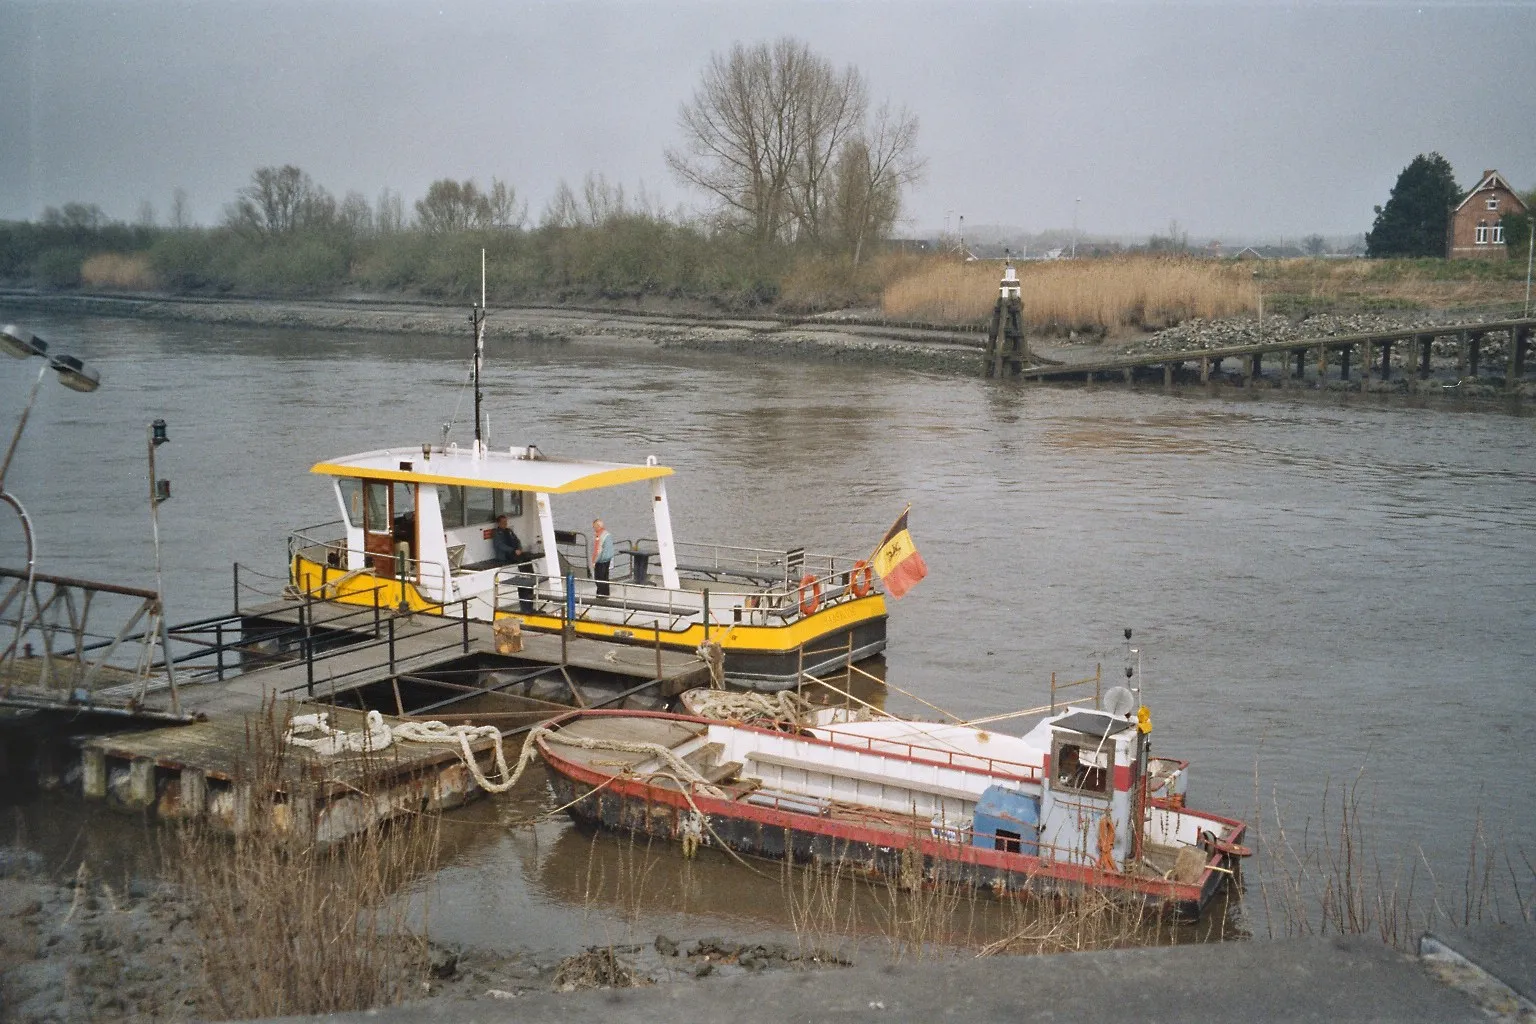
[151,419,169,446]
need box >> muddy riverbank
[0,290,987,373]
[0,844,847,1022]
[3,288,1528,392]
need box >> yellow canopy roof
[311,446,673,494]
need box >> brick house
[1448,169,1529,259]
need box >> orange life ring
[798,574,822,616]
[849,560,874,598]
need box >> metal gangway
[0,566,190,721]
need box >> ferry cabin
[288,444,888,687]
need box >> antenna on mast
[471,248,487,455]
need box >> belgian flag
[872,508,928,599]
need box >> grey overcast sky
[2,1,1532,241]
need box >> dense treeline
[0,36,925,313]
[0,162,903,311]
[0,178,805,309]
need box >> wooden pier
[1010,317,1536,390]
[8,583,710,842]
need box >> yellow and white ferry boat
[287,441,889,688]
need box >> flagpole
[867,502,913,564]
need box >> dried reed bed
[1259,258,1531,313]
[882,256,1257,330]
[1253,770,1532,947]
[777,829,1193,962]
[80,252,156,290]
[171,703,441,1019]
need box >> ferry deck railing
[491,558,871,635]
[287,524,449,603]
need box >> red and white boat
[537,701,1249,919]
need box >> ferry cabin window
[440,486,524,527]
[363,482,390,534]
[440,485,466,528]
[338,479,363,527]
[391,483,415,539]
[995,829,1022,854]
[1053,740,1109,796]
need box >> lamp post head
[1,326,48,360]
[49,354,100,393]
[151,419,169,446]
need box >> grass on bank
[882,256,1258,331]
[170,703,442,1020]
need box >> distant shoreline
[0,289,987,374]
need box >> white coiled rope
[284,713,721,797]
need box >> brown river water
[2,312,1533,951]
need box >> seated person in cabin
[492,515,525,566]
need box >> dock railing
[0,566,189,720]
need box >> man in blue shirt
[592,518,614,597]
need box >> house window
[1492,225,1504,244]
[1486,197,1500,211]
[1475,222,1489,244]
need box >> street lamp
[1,325,102,666]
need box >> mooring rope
[684,689,816,727]
[283,712,727,799]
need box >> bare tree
[486,178,526,229]
[374,187,404,234]
[789,63,866,245]
[338,191,373,236]
[226,165,333,237]
[581,173,627,225]
[136,200,156,228]
[669,37,917,256]
[828,103,923,264]
[668,38,827,244]
[541,173,628,228]
[541,180,582,229]
[414,179,495,232]
[170,187,190,230]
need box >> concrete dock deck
[70,596,710,840]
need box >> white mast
[472,248,486,456]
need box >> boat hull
[291,551,887,688]
[542,737,1238,921]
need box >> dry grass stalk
[80,252,157,290]
[1254,767,1532,947]
[172,701,441,1019]
[882,256,1257,329]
